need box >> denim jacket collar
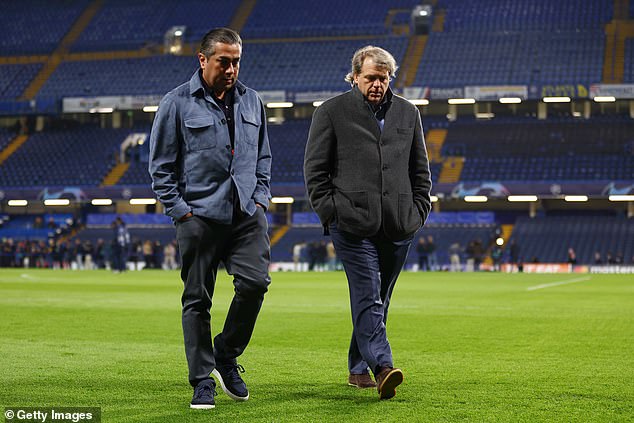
[188,70,247,102]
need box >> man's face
[198,42,241,97]
[354,58,390,105]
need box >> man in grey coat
[149,28,271,410]
[304,45,432,400]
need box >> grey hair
[344,45,398,84]
[199,27,242,58]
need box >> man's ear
[197,53,206,69]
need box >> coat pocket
[241,110,261,145]
[333,190,369,225]
[398,192,422,234]
[396,127,414,136]
[184,116,217,151]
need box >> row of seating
[461,155,633,182]
[35,37,408,101]
[3,213,632,267]
[626,39,634,83]
[0,63,41,100]
[275,215,634,267]
[442,116,634,157]
[0,128,16,151]
[0,0,624,103]
[240,0,421,39]
[438,0,612,31]
[1,115,631,188]
[510,215,633,264]
[0,124,127,187]
[414,30,604,87]
[29,30,604,102]
[72,0,238,51]
[271,223,499,268]
[0,0,614,55]
[0,0,90,55]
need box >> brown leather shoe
[375,367,403,400]
[348,373,377,388]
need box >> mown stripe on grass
[526,276,592,291]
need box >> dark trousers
[418,255,429,271]
[111,245,127,271]
[176,208,271,387]
[329,225,412,376]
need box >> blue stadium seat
[509,215,634,264]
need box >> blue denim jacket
[148,71,272,224]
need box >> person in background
[153,240,163,269]
[416,237,429,271]
[47,217,57,229]
[427,235,438,271]
[112,217,130,273]
[129,238,142,271]
[491,244,503,272]
[449,242,462,272]
[567,247,577,264]
[509,240,520,269]
[326,241,337,271]
[94,238,105,269]
[73,238,84,270]
[292,241,304,271]
[143,240,154,269]
[163,240,177,270]
[83,240,94,270]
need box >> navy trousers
[329,224,412,376]
[176,208,271,387]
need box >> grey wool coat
[304,86,432,241]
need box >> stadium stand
[438,0,612,31]
[37,56,196,100]
[37,37,408,102]
[0,214,74,241]
[75,227,176,246]
[240,37,409,92]
[0,0,633,272]
[441,116,634,182]
[0,64,42,100]
[71,0,239,51]
[267,119,310,185]
[241,0,422,38]
[0,0,90,55]
[415,30,604,88]
[0,128,17,152]
[415,31,603,87]
[509,215,634,264]
[407,223,498,268]
[626,38,634,83]
[415,0,609,87]
[0,123,146,187]
[272,220,499,269]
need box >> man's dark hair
[199,27,242,58]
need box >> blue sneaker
[212,362,249,401]
[190,379,216,409]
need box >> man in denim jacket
[149,27,271,410]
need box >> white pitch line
[526,276,592,291]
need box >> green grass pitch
[1,269,632,422]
